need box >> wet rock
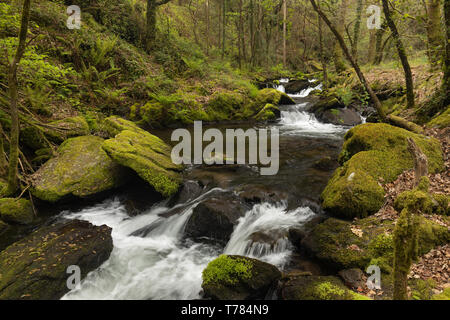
[237,184,288,205]
[308,95,343,114]
[313,156,337,171]
[0,198,34,225]
[280,273,369,300]
[316,108,362,126]
[185,193,249,243]
[169,180,204,207]
[254,88,295,106]
[284,80,311,94]
[254,103,281,121]
[102,117,183,197]
[0,220,8,234]
[0,219,113,300]
[202,255,281,300]
[31,136,128,202]
[338,268,365,289]
[249,230,288,249]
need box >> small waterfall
[224,202,315,267]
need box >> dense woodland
[0,0,448,301]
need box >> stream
[61,82,352,300]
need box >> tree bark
[318,3,328,89]
[283,0,287,67]
[310,0,387,121]
[352,0,364,60]
[426,0,444,70]
[333,0,348,73]
[4,0,32,196]
[443,0,450,101]
[146,0,171,52]
[382,0,415,109]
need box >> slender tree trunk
[222,0,226,59]
[368,29,377,64]
[310,0,387,121]
[333,0,348,73]
[146,0,157,52]
[0,125,8,179]
[318,4,328,89]
[205,0,210,55]
[426,0,443,70]
[443,0,450,101]
[283,0,287,67]
[374,21,388,64]
[382,0,415,109]
[250,0,255,66]
[352,0,364,60]
[4,0,32,196]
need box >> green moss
[432,194,449,216]
[31,136,127,202]
[203,255,253,286]
[253,103,280,121]
[0,198,34,225]
[206,91,246,121]
[102,121,182,197]
[410,279,436,300]
[20,126,48,151]
[432,288,450,300]
[322,123,444,219]
[427,107,450,129]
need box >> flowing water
[61,82,351,300]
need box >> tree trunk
[374,21,388,64]
[368,29,377,64]
[318,4,328,89]
[426,0,443,70]
[283,0,287,67]
[352,0,363,60]
[146,0,157,52]
[205,0,210,55]
[310,0,387,122]
[443,0,450,101]
[4,0,32,196]
[222,0,226,59]
[333,0,348,73]
[382,0,415,109]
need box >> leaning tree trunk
[382,0,415,109]
[426,0,444,70]
[310,0,387,121]
[4,0,31,197]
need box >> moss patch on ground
[0,198,34,225]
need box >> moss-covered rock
[202,255,281,300]
[322,123,444,219]
[253,103,280,121]
[300,216,449,272]
[102,115,145,137]
[0,219,113,300]
[0,198,34,225]
[45,116,90,143]
[31,135,127,202]
[255,88,295,106]
[20,126,48,151]
[280,274,370,300]
[102,118,182,197]
[206,91,246,121]
[432,194,449,216]
[0,219,8,234]
[432,288,450,300]
[427,107,450,129]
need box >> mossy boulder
[300,216,449,272]
[45,116,90,143]
[102,115,145,137]
[206,91,246,121]
[0,220,8,234]
[253,103,280,121]
[280,274,370,300]
[102,117,183,197]
[0,198,34,225]
[322,123,444,219]
[202,255,281,300]
[432,288,450,300]
[255,88,295,106]
[20,126,48,151]
[31,135,128,202]
[0,219,113,300]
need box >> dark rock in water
[338,268,365,289]
[168,180,204,207]
[119,175,164,216]
[284,80,311,94]
[280,273,369,300]
[202,255,281,300]
[237,185,288,205]
[185,193,250,244]
[316,108,362,126]
[288,228,307,245]
[313,156,337,171]
[249,230,288,250]
[308,95,343,114]
[0,219,113,300]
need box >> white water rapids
[61,80,347,300]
